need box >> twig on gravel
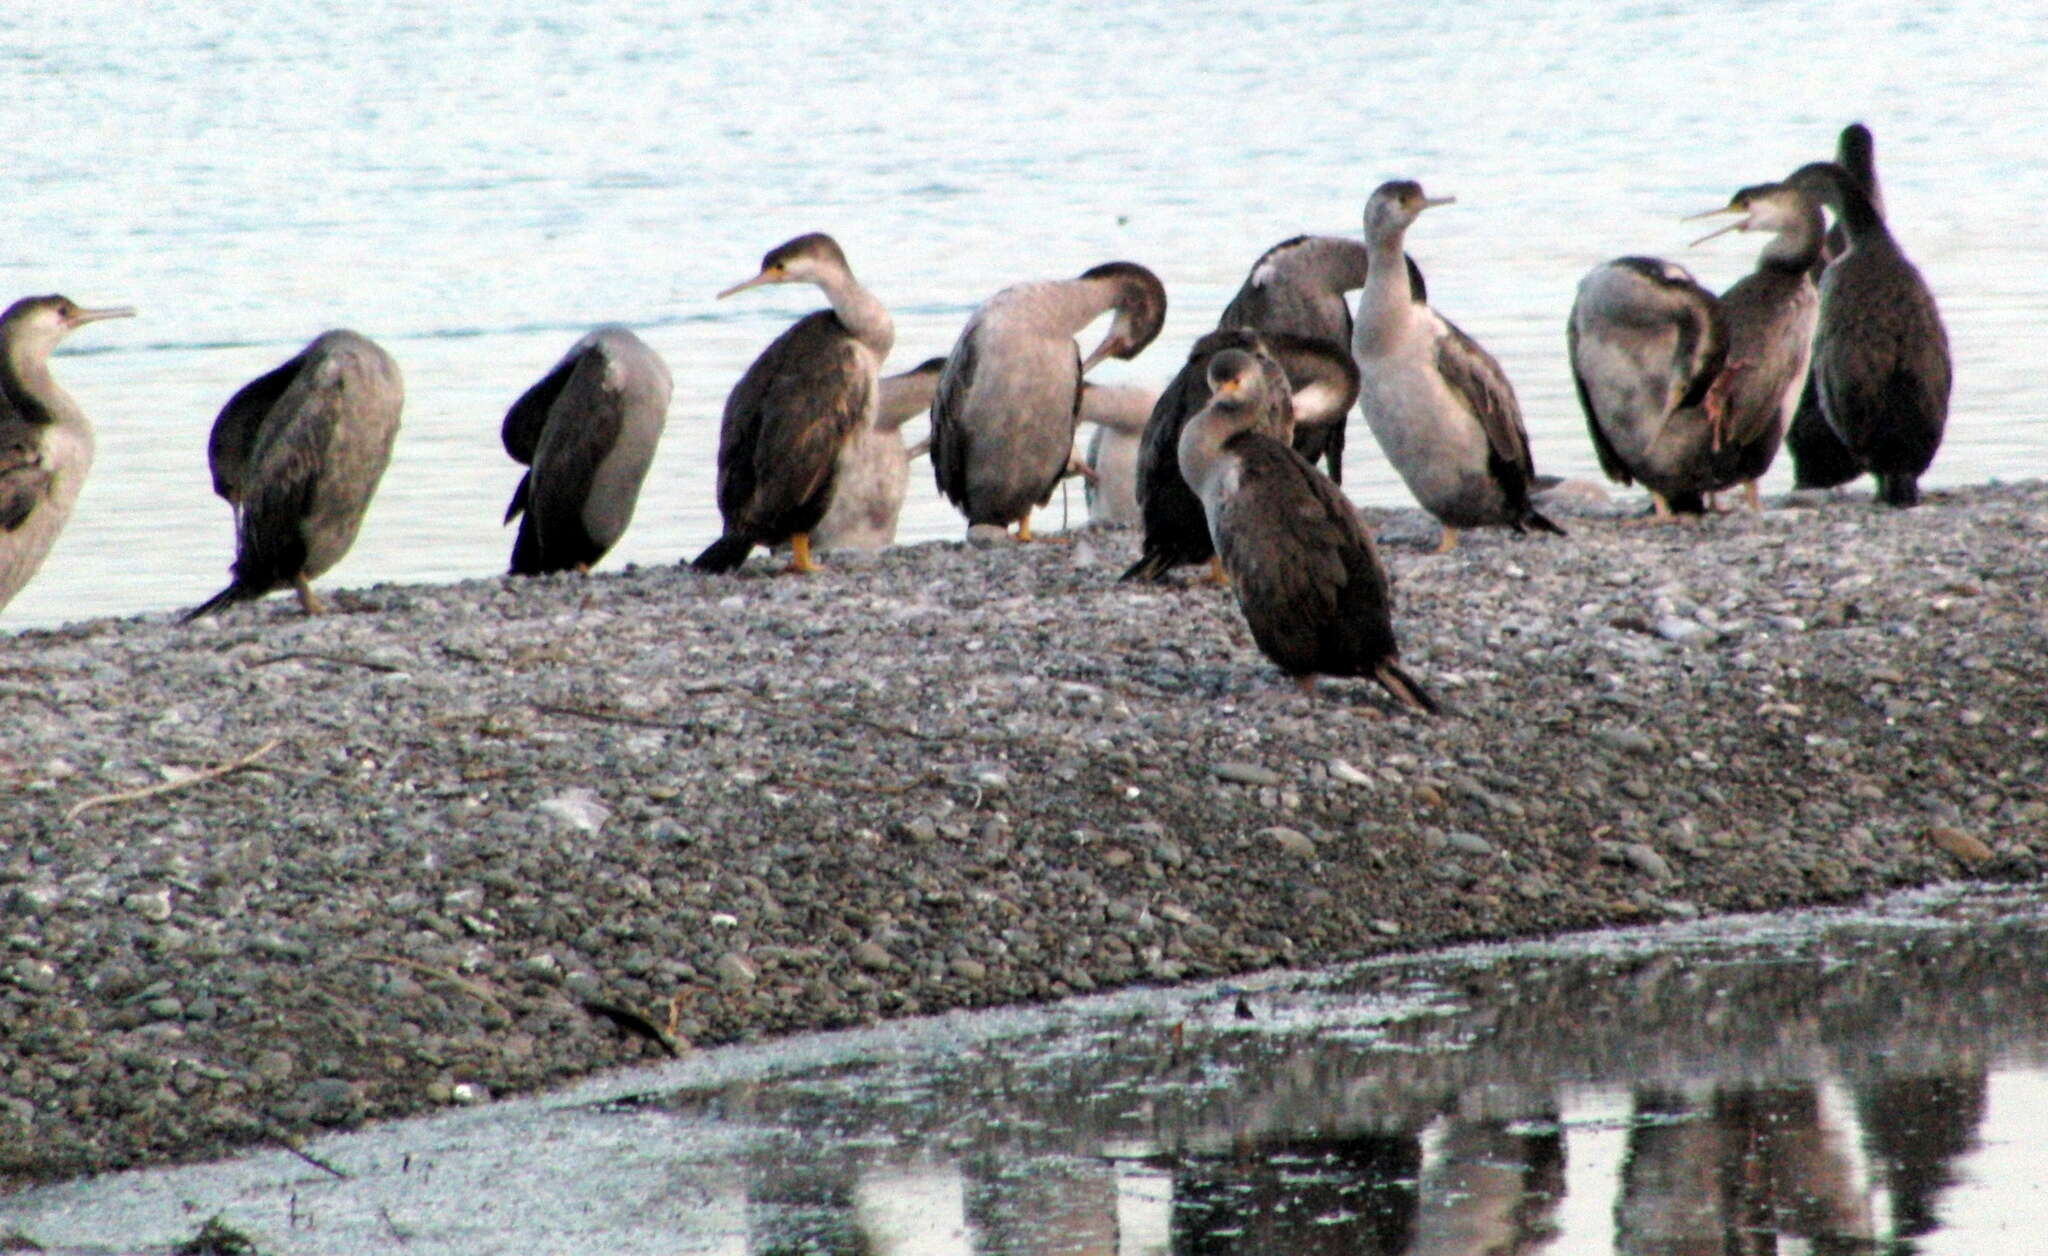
[62,738,283,824]
[250,651,404,673]
[273,1135,350,1180]
[354,953,510,1017]
[377,1205,412,1246]
[531,702,704,732]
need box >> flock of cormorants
[0,123,1949,710]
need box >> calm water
[4,1,2044,628]
[9,887,2048,1253]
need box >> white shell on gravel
[535,789,611,833]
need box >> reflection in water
[9,895,2047,1252]
[662,901,2048,1256]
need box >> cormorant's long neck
[815,267,894,361]
[1806,164,1887,249]
[1060,277,1129,336]
[1178,400,1257,494]
[1355,221,1417,350]
[0,338,59,427]
[1760,202,1825,274]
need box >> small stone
[253,1050,297,1084]
[1258,827,1316,858]
[1596,727,1658,757]
[1623,844,1674,881]
[902,815,939,843]
[517,953,563,983]
[1328,758,1373,788]
[1370,919,1402,937]
[1655,616,1714,645]
[966,524,1017,549]
[12,959,59,994]
[125,888,173,923]
[450,1082,488,1105]
[1215,762,1284,787]
[949,957,988,982]
[535,789,611,834]
[8,883,63,916]
[1446,831,1493,857]
[1412,784,1444,808]
[146,996,185,1020]
[1927,825,1993,867]
[714,952,758,989]
[852,941,895,971]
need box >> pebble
[852,941,895,971]
[1215,762,1285,787]
[1623,844,1675,881]
[1446,832,1494,857]
[1257,827,1317,859]
[714,953,758,989]
[1928,826,1994,867]
[536,789,611,834]
[1328,759,1373,788]
[124,889,172,923]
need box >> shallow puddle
[9,886,2048,1254]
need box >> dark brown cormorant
[188,330,403,619]
[693,233,893,573]
[1179,348,1435,711]
[1121,328,1359,583]
[502,326,671,575]
[1786,157,1950,506]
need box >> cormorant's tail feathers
[1521,507,1567,536]
[181,583,256,624]
[1374,661,1440,716]
[691,534,756,573]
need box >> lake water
[9,886,2048,1253]
[4,0,2044,628]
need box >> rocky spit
[3,480,2045,1186]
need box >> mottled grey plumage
[1569,180,1821,514]
[1352,181,1560,550]
[695,233,893,573]
[814,355,943,554]
[1179,349,1435,711]
[1788,157,1950,507]
[930,261,1166,538]
[1079,381,1161,527]
[186,330,402,620]
[0,295,134,613]
[1218,234,1427,481]
[1122,329,1359,582]
[1788,124,1888,490]
[503,326,672,575]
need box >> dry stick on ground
[250,651,404,673]
[62,738,283,824]
[353,953,511,1018]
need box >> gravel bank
[4,481,2046,1184]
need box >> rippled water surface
[9,888,2048,1253]
[4,1,2044,627]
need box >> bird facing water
[1785,158,1950,507]
[502,326,672,576]
[1787,123,1885,490]
[694,233,894,574]
[188,330,402,620]
[0,295,134,613]
[930,261,1166,540]
[1178,348,1435,711]
[1569,180,1822,515]
[1351,181,1561,551]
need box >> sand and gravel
[3,480,2045,1185]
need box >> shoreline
[4,480,2046,1185]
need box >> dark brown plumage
[1180,349,1435,711]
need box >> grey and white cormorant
[930,261,1166,540]
[1351,181,1562,551]
[1786,156,1950,507]
[1121,328,1359,583]
[1569,180,1822,515]
[0,295,134,613]
[187,330,402,619]
[1786,124,1892,490]
[1079,381,1163,528]
[694,233,893,573]
[502,326,671,575]
[1179,348,1435,711]
[813,355,944,554]
[1217,234,1428,482]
